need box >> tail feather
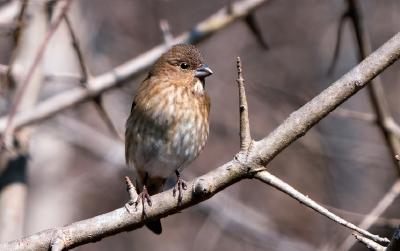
[146,220,162,234]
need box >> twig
[2,0,72,145]
[63,13,121,140]
[50,230,65,251]
[327,11,348,75]
[352,233,386,251]
[254,170,389,243]
[339,179,400,250]
[0,0,271,134]
[244,12,269,49]
[2,29,400,251]
[159,19,173,46]
[236,57,251,151]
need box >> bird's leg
[135,185,152,216]
[133,173,152,216]
[173,170,187,204]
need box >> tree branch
[236,57,252,151]
[1,29,400,251]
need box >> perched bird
[125,44,213,234]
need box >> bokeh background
[1,0,400,250]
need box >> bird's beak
[195,64,213,78]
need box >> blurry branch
[64,13,121,139]
[2,31,400,250]
[159,19,173,46]
[1,0,72,146]
[0,0,271,134]
[0,0,47,242]
[329,0,400,250]
[243,12,269,49]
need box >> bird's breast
[129,83,209,175]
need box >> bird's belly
[134,112,208,178]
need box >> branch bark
[1,29,400,251]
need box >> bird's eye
[180,62,190,69]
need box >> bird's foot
[173,170,187,205]
[135,185,152,215]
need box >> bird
[125,44,213,234]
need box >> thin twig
[352,233,386,251]
[339,179,400,250]
[159,19,173,46]
[236,57,251,151]
[254,170,389,243]
[327,11,348,75]
[63,13,121,140]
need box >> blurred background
[1,0,400,250]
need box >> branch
[254,170,388,243]
[2,29,400,251]
[0,0,271,134]
[339,179,400,250]
[236,57,252,151]
[353,233,386,251]
[63,13,121,139]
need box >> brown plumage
[125,44,212,234]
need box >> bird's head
[151,44,213,94]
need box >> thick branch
[1,30,400,251]
[0,0,270,134]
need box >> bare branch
[339,179,400,250]
[1,29,400,251]
[353,233,386,251]
[236,57,251,151]
[254,170,389,243]
[64,13,121,140]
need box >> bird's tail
[146,220,162,234]
[142,177,165,235]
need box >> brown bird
[125,44,213,234]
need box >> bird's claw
[173,172,187,205]
[135,185,152,216]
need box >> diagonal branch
[63,13,121,139]
[1,30,400,251]
[255,170,388,243]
